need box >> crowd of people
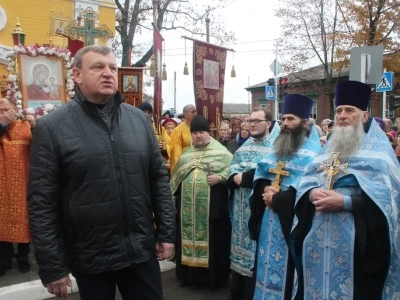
[1,45,400,300]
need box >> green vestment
[170,138,233,267]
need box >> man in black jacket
[28,45,175,300]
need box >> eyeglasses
[190,110,197,113]
[247,119,267,125]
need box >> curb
[0,261,175,300]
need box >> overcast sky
[136,0,282,114]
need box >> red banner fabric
[153,26,164,122]
[192,40,227,138]
[67,38,84,57]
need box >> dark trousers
[230,270,255,300]
[72,253,163,300]
[0,242,30,267]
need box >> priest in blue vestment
[249,94,321,300]
[228,108,280,300]
[293,80,400,299]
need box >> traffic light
[279,77,288,100]
[267,78,275,86]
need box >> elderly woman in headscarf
[227,122,250,154]
[161,118,178,136]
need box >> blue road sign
[376,72,394,92]
[265,86,276,100]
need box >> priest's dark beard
[326,116,364,158]
[274,123,309,160]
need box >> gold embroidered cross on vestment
[192,148,206,180]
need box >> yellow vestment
[152,122,171,158]
[169,122,192,172]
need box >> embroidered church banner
[153,25,164,122]
[192,40,227,138]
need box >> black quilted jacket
[28,89,174,284]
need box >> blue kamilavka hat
[282,94,313,119]
[335,80,371,111]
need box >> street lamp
[12,18,26,46]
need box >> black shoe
[17,260,30,273]
[0,265,11,277]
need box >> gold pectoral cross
[193,167,200,180]
[269,161,290,191]
[317,152,348,190]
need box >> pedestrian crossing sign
[265,86,276,100]
[376,72,393,92]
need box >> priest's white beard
[326,116,364,158]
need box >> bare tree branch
[114,0,235,67]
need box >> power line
[164,49,275,56]
[164,38,277,51]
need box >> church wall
[0,0,68,78]
[0,0,73,48]
[0,0,116,81]
[98,6,116,38]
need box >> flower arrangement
[3,44,74,119]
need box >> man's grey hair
[73,45,113,69]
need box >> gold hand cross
[269,161,290,191]
[317,152,348,190]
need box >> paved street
[0,245,230,300]
[53,270,230,300]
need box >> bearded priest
[170,116,233,289]
[293,80,400,299]
[249,94,321,299]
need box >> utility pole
[205,6,210,42]
[174,71,177,113]
[382,68,387,119]
[248,76,251,113]
[274,43,279,120]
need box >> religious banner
[117,67,143,107]
[192,39,227,138]
[67,38,84,57]
[153,25,164,124]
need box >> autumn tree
[115,0,235,67]
[335,0,400,87]
[276,0,346,116]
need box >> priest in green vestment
[170,116,233,288]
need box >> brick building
[245,64,398,124]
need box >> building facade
[246,65,398,123]
[0,0,116,80]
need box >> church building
[0,0,116,89]
[0,0,116,108]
